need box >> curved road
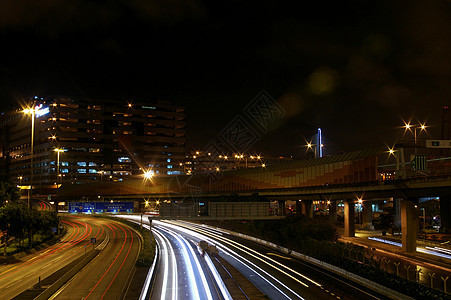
[0,215,105,299]
[154,220,391,300]
[115,215,231,300]
[0,215,140,300]
[50,216,140,299]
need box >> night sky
[1,1,450,157]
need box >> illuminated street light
[387,147,406,179]
[357,198,363,225]
[143,169,154,180]
[54,148,65,212]
[23,106,36,209]
[403,121,428,154]
[306,142,317,158]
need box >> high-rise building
[0,96,185,194]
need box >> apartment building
[0,96,185,193]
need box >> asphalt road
[0,215,106,299]
[160,220,392,300]
[115,215,229,300]
[50,216,140,299]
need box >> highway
[156,220,390,300]
[119,215,390,300]
[50,216,140,299]
[115,215,231,300]
[0,215,140,299]
[0,215,107,299]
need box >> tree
[0,181,21,206]
[0,203,27,255]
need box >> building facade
[0,97,185,193]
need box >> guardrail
[206,225,414,300]
[139,231,159,300]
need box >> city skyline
[1,1,450,156]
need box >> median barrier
[204,225,414,300]
[34,235,108,300]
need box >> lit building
[183,150,291,174]
[0,97,185,193]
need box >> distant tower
[440,106,450,156]
[313,127,324,158]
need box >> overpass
[59,147,451,253]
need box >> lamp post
[307,143,317,158]
[54,148,65,212]
[388,147,406,179]
[358,198,363,226]
[23,106,36,209]
[404,122,427,155]
[143,169,154,181]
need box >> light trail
[85,222,129,299]
[152,227,178,300]
[368,237,451,260]
[219,241,303,299]
[164,220,321,287]
[117,216,231,300]
[157,220,307,299]
[203,251,233,300]
[155,225,202,299]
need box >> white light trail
[165,220,320,287]
[155,225,201,299]
[152,229,169,300]
[369,236,451,260]
[204,254,233,300]
[160,221,307,299]
[154,228,178,300]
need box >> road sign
[426,140,451,148]
[410,155,427,171]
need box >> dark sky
[1,0,451,157]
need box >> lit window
[78,169,86,173]
[167,158,171,162]
[167,165,173,168]
[89,169,97,174]
[77,162,87,166]
[89,162,97,166]
[118,157,131,163]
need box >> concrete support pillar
[394,198,401,228]
[440,196,451,234]
[344,200,355,237]
[302,200,313,218]
[401,199,418,253]
[279,200,286,216]
[362,200,374,230]
[296,200,302,216]
[328,201,337,224]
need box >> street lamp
[307,142,317,158]
[23,106,36,209]
[403,122,427,154]
[54,148,65,212]
[143,169,154,180]
[388,147,407,179]
[358,198,363,226]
